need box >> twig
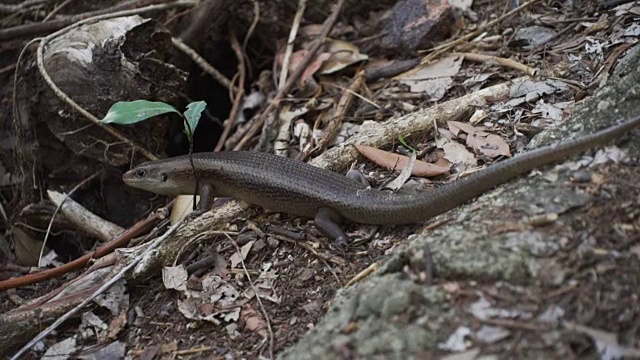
[232,0,345,151]
[172,37,238,94]
[453,52,538,76]
[226,234,275,360]
[0,210,163,291]
[43,0,76,21]
[243,0,260,52]
[299,70,364,160]
[48,189,126,240]
[214,27,247,151]
[278,0,307,89]
[0,0,49,13]
[275,235,346,268]
[39,172,101,267]
[420,0,542,65]
[345,262,378,287]
[10,218,186,360]
[0,0,196,41]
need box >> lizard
[123,114,640,244]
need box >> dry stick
[0,0,48,13]
[242,0,260,54]
[0,0,195,41]
[226,234,275,360]
[172,37,238,94]
[345,262,378,287]
[309,70,364,159]
[38,172,101,267]
[232,0,346,151]
[10,219,187,360]
[213,23,252,151]
[34,3,199,162]
[238,0,260,81]
[0,210,161,291]
[274,235,345,269]
[43,0,76,21]
[278,0,307,89]
[420,0,542,65]
[453,52,538,76]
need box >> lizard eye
[135,169,146,178]
[160,173,168,182]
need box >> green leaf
[183,101,207,137]
[101,100,180,124]
[397,134,417,153]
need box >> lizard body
[123,115,640,243]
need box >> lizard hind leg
[188,183,215,217]
[314,207,348,245]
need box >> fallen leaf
[355,145,451,177]
[210,251,229,279]
[448,121,511,158]
[106,312,128,340]
[395,56,463,100]
[318,39,368,74]
[277,50,331,86]
[79,341,126,360]
[475,325,511,343]
[467,133,511,158]
[509,79,568,102]
[441,141,477,168]
[447,120,482,136]
[230,240,254,268]
[532,101,564,121]
[437,326,471,351]
[162,265,188,291]
[383,151,417,191]
[44,337,77,360]
[241,305,267,338]
[94,279,129,316]
[513,26,557,47]
[564,321,640,360]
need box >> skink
[123,115,640,243]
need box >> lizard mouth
[122,170,148,189]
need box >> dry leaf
[441,141,476,168]
[447,120,482,136]
[241,305,267,338]
[318,39,368,74]
[395,56,463,100]
[278,50,331,86]
[355,145,451,177]
[210,252,229,279]
[107,311,128,340]
[466,133,511,158]
[162,265,188,291]
[448,121,511,158]
[230,240,254,268]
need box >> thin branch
[420,0,542,65]
[232,0,345,151]
[10,219,186,360]
[278,0,306,89]
[38,172,101,267]
[43,0,76,21]
[227,234,275,360]
[215,29,246,151]
[172,37,238,94]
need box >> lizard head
[123,160,196,196]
